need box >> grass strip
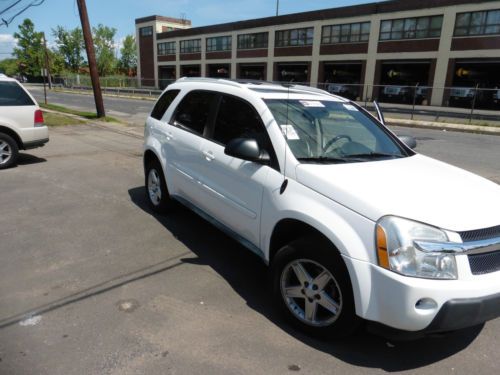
[40,103,122,123]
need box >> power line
[0,0,46,27]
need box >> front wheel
[271,237,359,338]
[145,159,174,213]
[0,133,19,170]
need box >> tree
[52,26,85,72]
[119,35,136,76]
[92,24,117,76]
[0,58,19,76]
[12,18,44,77]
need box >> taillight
[34,109,44,127]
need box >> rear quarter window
[0,81,35,106]
[150,89,180,120]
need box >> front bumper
[344,255,500,333]
[367,292,500,340]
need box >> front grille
[459,225,500,242]
[468,251,500,275]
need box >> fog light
[415,298,437,311]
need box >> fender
[261,177,376,264]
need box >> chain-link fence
[52,75,500,122]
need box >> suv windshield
[264,99,408,163]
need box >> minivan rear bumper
[24,137,49,149]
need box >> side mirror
[224,138,270,164]
[373,100,385,125]
[398,135,417,149]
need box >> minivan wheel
[145,159,174,213]
[0,133,19,170]
[272,237,359,338]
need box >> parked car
[326,83,359,100]
[143,78,500,339]
[381,85,411,104]
[492,88,500,106]
[0,74,49,169]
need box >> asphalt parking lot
[1,124,500,375]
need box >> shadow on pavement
[17,153,47,166]
[128,186,482,372]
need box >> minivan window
[173,91,216,134]
[0,81,34,106]
[151,89,179,120]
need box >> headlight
[376,216,458,280]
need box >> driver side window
[212,94,271,151]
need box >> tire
[0,133,19,170]
[144,159,175,213]
[271,236,360,339]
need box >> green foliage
[52,26,85,73]
[13,19,44,76]
[119,35,137,75]
[92,24,117,76]
[0,58,18,76]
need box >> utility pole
[276,0,280,16]
[42,32,52,90]
[76,0,105,117]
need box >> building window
[322,22,370,44]
[180,39,201,53]
[380,15,443,40]
[140,26,153,37]
[275,27,314,47]
[158,42,176,56]
[454,9,500,36]
[206,36,232,52]
[237,32,268,49]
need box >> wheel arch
[268,219,341,265]
[0,125,23,149]
[143,148,161,171]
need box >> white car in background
[143,78,500,339]
[0,74,49,169]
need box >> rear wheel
[0,133,19,170]
[272,237,359,338]
[145,159,174,213]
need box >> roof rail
[176,77,243,88]
[287,84,331,96]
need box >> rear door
[164,90,218,206]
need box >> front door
[197,94,277,248]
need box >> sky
[0,0,378,58]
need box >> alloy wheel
[147,168,162,206]
[280,258,343,327]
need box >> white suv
[143,78,500,339]
[0,74,49,169]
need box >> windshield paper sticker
[300,100,325,108]
[280,125,300,140]
[343,104,358,111]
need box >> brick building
[135,0,500,107]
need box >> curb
[387,118,500,136]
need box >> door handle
[165,132,174,141]
[202,150,215,161]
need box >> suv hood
[295,154,500,232]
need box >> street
[0,89,500,374]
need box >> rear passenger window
[212,95,271,150]
[0,81,34,106]
[151,89,180,120]
[172,91,215,134]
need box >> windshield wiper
[343,152,404,159]
[297,156,354,164]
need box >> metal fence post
[411,84,418,120]
[364,84,369,109]
[470,83,479,124]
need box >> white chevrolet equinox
[143,78,500,339]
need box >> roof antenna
[279,83,290,195]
